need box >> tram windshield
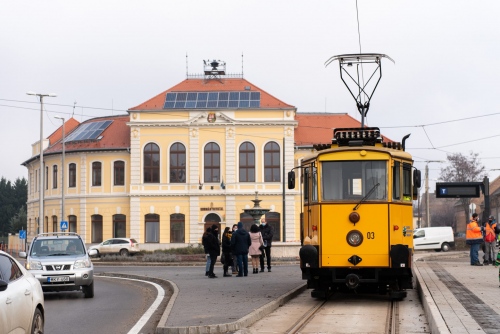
[321,161,387,201]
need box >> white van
[413,227,455,252]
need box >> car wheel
[120,249,129,257]
[83,282,94,298]
[31,308,44,334]
[441,242,450,252]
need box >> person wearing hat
[230,222,251,277]
[483,215,497,265]
[466,212,484,266]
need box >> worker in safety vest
[466,213,484,266]
[483,215,497,265]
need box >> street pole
[55,117,65,224]
[27,92,57,234]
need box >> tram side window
[403,163,412,201]
[304,167,310,202]
[311,166,318,202]
[393,161,401,200]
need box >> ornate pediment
[187,112,236,125]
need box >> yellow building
[23,61,302,251]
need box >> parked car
[413,226,455,252]
[20,232,98,298]
[0,250,44,333]
[89,238,140,257]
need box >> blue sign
[19,230,26,239]
[60,220,68,230]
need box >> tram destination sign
[435,182,481,198]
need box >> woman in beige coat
[249,224,264,274]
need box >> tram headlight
[346,230,363,247]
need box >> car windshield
[31,238,85,257]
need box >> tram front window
[322,161,387,201]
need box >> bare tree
[439,152,486,225]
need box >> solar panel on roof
[65,120,112,143]
[163,91,261,109]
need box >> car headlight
[26,260,43,270]
[74,259,91,269]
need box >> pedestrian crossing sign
[60,221,68,230]
[19,230,26,239]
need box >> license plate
[48,276,70,282]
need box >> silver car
[20,232,97,298]
[0,250,44,334]
[89,237,140,257]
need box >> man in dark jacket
[206,224,221,278]
[259,218,274,272]
[231,222,251,277]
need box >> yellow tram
[288,127,421,299]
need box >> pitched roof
[129,78,294,110]
[44,115,130,155]
[294,113,393,146]
[47,118,80,146]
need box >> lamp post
[55,117,65,225]
[27,91,57,234]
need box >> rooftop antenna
[186,53,188,79]
[241,52,244,78]
[325,53,394,128]
[71,101,77,118]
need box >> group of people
[466,213,499,266]
[202,218,274,278]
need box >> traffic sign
[19,230,26,239]
[60,220,68,230]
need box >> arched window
[204,142,220,182]
[239,142,255,182]
[92,162,102,186]
[170,214,185,243]
[144,143,160,183]
[69,163,76,188]
[114,161,125,186]
[113,214,126,238]
[203,213,221,240]
[145,214,160,243]
[265,212,281,241]
[239,213,255,232]
[69,215,77,233]
[52,215,57,232]
[170,143,186,183]
[91,214,103,243]
[264,142,280,182]
[52,165,58,189]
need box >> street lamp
[27,91,57,234]
[55,117,65,226]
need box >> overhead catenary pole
[55,117,65,226]
[27,91,57,234]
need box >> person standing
[221,227,234,277]
[206,224,221,278]
[231,222,251,277]
[483,215,497,265]
[249,224,264,274]
[231,224,238,274]
[259,217,274,272]
[467,213,484,266]
[202,227,212,276]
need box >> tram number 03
[366,232,375,239]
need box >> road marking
[104,276,165,334]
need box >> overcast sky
[2,1,500,193]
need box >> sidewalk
[414,251,500,334]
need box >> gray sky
[2,1,500,192]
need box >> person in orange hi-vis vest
[483,215,497,265]
[466,213,484,266]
